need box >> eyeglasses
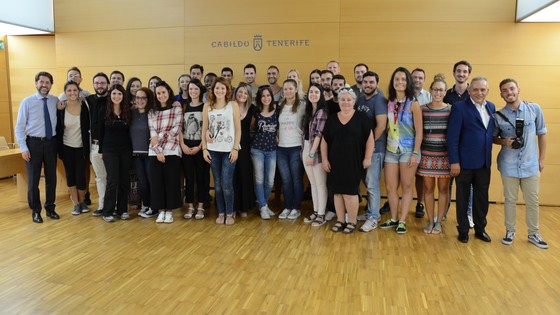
[431,88,446,93]
[135,96,148,100]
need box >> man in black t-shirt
[87,73,110,216]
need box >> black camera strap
[495,111,516,129]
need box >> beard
[363,87,376,97]
[96,88,108,95]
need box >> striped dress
[417,104,451,177]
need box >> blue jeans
[276,146,303,210]
[209,150,237,215]
[251,148,276,208]
[364,152,384,221]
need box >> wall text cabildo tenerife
[210,35,310,51]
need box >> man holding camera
[493,79,548,249]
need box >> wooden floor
[1,178,559,315]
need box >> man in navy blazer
[447,77,495,243]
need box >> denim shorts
[384,150,420,163]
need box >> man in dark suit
[447,77,495,243]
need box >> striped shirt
[420,104,451,153]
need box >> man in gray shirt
[354,71,388,232]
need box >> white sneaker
[325,211,336,221]
[278,208,291,219]
[287,209,301,219]
[359,219,378,232]
[260,206,271,220]
[155,211,165,223]
[164,211,173,223]
[103,215,115,222]
[266,206,275,216]
[120,212,131,220]
[468,215,474,228]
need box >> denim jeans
[364,152,385,221]
[276,146,303,210]
[251,148,276,208]
[209,150,237,214]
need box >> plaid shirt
[148,104,183,156]
[305,108,327,165]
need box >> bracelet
[412,151,419,156]
[308,152,315,158]
[233,148,239,151]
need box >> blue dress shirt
[15,92,59,152]
[493,101,546,178]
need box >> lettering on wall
[211,35,311,51]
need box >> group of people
[14,60,548,249]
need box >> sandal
[304,212,318,224]
[331,221,346,232]
[423,221,434,234]
[432,222,442,234]
[215,214,225,224]
[184,208,194,219]
[311,215,326,227]
[343,222,357,234]
[225,214,235,225]
[195,208,205,220]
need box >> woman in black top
[179,79,208,220]
[99,84,132,222]
[232,82,255,217]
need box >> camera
[511,118,524,149]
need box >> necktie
[43,97,53,139]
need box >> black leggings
[62,145,87,190]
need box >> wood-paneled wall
[0,36,13,143]
[6,0,560,204]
